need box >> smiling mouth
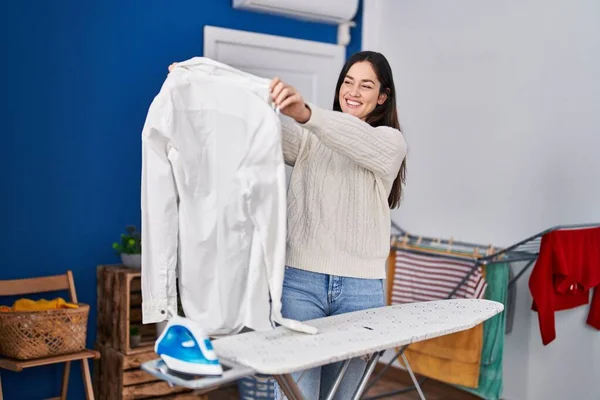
[345,98,362,108]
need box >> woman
[269,51,407,399]
[168,51,407,399]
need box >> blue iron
[155,315,224,376]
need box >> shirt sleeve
[588,287,600,330]
[528,234,557,345]
[300,103,407,178]
[141,96,179,324]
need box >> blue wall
[0,1,362,399]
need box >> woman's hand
[269,77,311,124]
[168,62,178,73]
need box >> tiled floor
[206,365,479,399]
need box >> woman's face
[338,61,387,120]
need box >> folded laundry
[0,297,78,312]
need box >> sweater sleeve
[300,103,407,178]
[588,288,600,330]
[280,115,305,167]
[529,234,557,345]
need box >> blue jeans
[274,266,385,400]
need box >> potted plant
[130,326,141,348]
[112,225,141,268]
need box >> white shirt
[140,57,317,336]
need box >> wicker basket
[0,303,89,360]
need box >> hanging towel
[402,323,484,387]
[391,249,487,388]
[391,250,487,303]
[505,264,516,334]
[456,262,509,400]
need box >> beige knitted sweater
[280,103,408,279]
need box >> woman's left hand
[269,77,311,123]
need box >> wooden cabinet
[96,265,159,355]
[94,265,205,400]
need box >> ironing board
[141,298,503,400]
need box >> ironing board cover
[213,299,503,375]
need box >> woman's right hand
[269,77,311,124]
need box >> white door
[204,26,346,108]
[203,26,346,186]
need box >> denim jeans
[274,266,385,400]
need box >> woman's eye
[344,80,352,85]
[362,85,373,89]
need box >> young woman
[167,50,407,398]
[269,51,407,399]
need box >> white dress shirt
[140,57,317,336]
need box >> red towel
[529,226,600,345]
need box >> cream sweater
[280,104,408,279]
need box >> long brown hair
[332,51,406,209]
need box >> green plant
[130,326,140,336]
[112,225,141,255]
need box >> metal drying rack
[363,221,600,400]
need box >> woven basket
[0,303,89,360]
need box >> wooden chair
[0,270,100,400]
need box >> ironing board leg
[351,351,383,400]
[400,352,426,400]
[272,350,419,400]
[323,359,352,400]
[273,353,376,400]
[274,373,305,400]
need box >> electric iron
[154,315,224,376]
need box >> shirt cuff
[142,296,178,324]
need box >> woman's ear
[377,88,389,105]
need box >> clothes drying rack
[363,221,600,400]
